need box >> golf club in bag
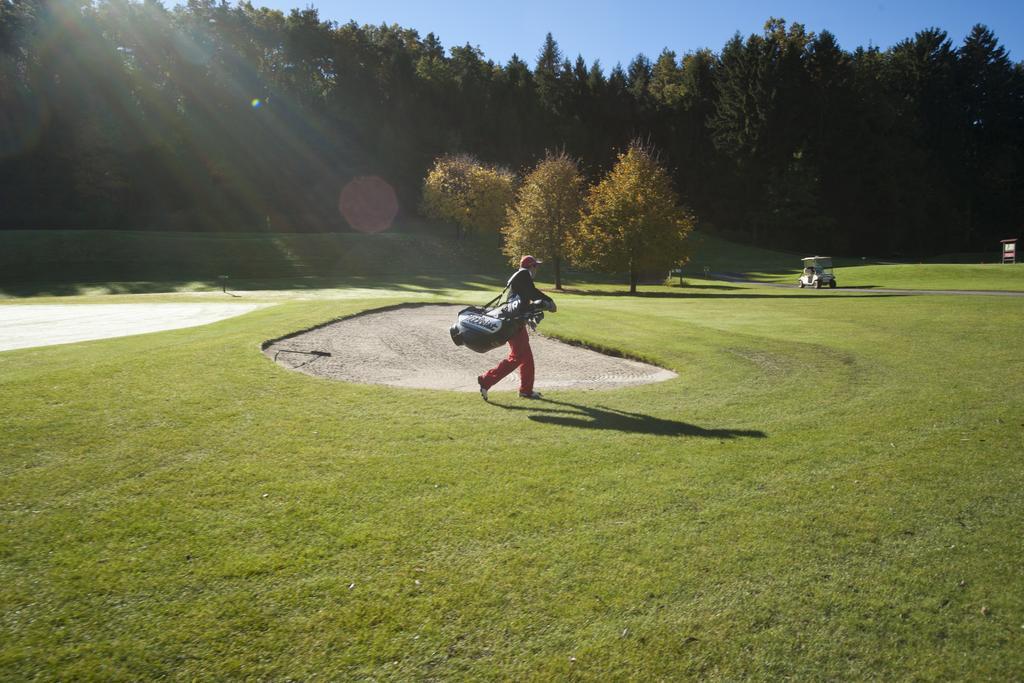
[449,285,553,353]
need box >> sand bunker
[263,304,677,393]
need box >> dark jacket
[507,268,554,306]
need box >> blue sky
[245,0,1024,69]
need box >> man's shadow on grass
[493,398,766,439]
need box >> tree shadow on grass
[493,398,766,439]
[672,283,747,291]
[563,282,745,294]
[560,289,902,300]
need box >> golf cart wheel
[798,281,805,288]
[829,280,837,289]
[814,280,822,289]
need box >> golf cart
[798,256,837,289]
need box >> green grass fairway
[2,280,1023,679]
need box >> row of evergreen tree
[2,0,1022,255]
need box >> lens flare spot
[251,98,262,108]
[339,176,399,233]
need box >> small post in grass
[219,275,229,293]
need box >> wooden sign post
[1001,239,1017,264]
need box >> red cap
[520,255,542,268]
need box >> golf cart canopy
[802,256,833,270]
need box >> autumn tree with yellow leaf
[501,152,584,290]
[421,154,516,240]
[572,143,695,293]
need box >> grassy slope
[793,262,1024,291]
[2,281,1022,679]
[4,228,1024,298]
[681,232,1024,291]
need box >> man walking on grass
[477,255,556,400]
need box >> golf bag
[449,286,550,353]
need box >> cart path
[0,303,270,352]
[710,273,1024,296]
[264,304,677,392]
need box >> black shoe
[518,391,543,399]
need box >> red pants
[479,326,534,393]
